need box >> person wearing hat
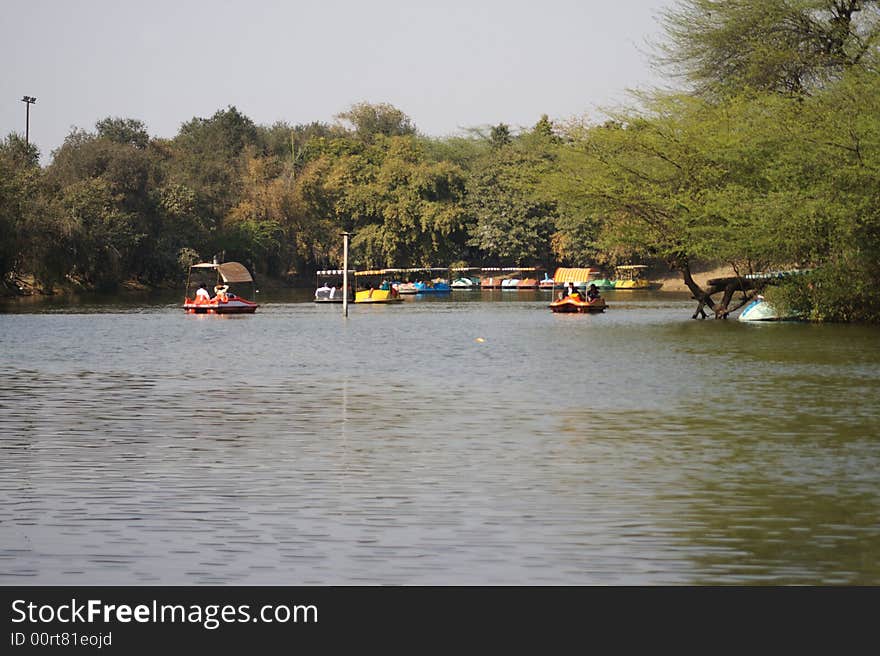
[214,283,229,302]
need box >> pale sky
[1,0,672,164]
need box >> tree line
[2,0,879,321]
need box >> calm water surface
[1,289,879,584]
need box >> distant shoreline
[2,264,735,300]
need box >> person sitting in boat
[213,284,229,302]
[586,284,600,301]
[566,282,576,297]
[195,282,211,302]
[379,279,390,291]
[328,284,337,299]
[316,282,331,299]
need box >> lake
[1,289,879,584]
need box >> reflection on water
[1,290,879,584]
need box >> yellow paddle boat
[613,265,661,290]
[353,269,404,304]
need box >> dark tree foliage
[0,135,40,287]
[96,118,150,149]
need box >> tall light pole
[341,231,351,317]
[21,96,36,145]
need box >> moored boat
[590,276,616,291]
[501,278,521,290]
[613,265,661,290]
[355,288,402,303]
[314,269,354,303]
[449,267,481,289]
[415,279,451,293]
[737,296,800,322]
[353,269,404,303]
[452,276,480,289]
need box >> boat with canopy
[450,267,481,289]
[314,269,354,303]
[613,265,661,290]
[183,260,259,314]
[353,269,404,303]
[548,267,608,313]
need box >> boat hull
[613,281,661,290]
[451,277,479,289]
[737,298,794,321]
[314,291,351,303]
[355,289,403,303]
[415,282,451,293]
[549,297,607,313]
[183,298,258,314]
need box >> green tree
[43,178,142,289]
[166,106,259,229]
[0,134,40,288]
[489,123,513,148]
[659,0,880,96]
[336,102,417,143]
[763,68,880,320]
[466,144,556,265]
[44,120,167,285]
[96,117,150,149]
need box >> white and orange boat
[183,260,259,314]
[549,294,607,313]
[548,267,608,313]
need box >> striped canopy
[552,267,598,283]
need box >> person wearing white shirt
[316,282,332,299]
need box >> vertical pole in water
[341,231,350,317]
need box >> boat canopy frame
[185,261,256,300]
[614,265,649,281]
[189,261,254,283]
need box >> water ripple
[1,294,879,583]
